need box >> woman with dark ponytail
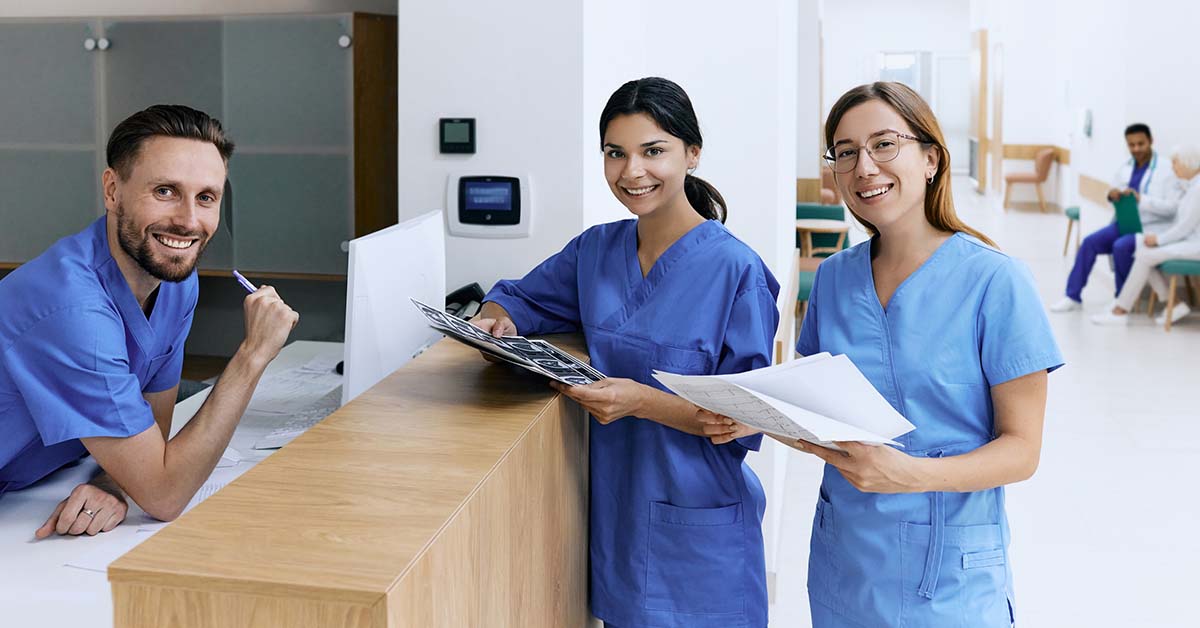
[475,77,778,627]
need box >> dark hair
[598,77,726,223]
[1125,123,1152,140]
[825,82,996,247]
[107,104,234,180]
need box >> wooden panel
[386,395,589,627]
[970,29,988,192]
[1003,144,1071,165]
[795,177,822,203]
[110,335,590,627]
[774,252,800,364]
[181,354,230,381]
[111,582,384,628]
[196,268,347,282]
[1079,173,1111,206]
[353,13,398,238]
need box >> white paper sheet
[653,352,915,448]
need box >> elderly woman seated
[1092,144,1200,326]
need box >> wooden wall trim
[1003,144,1071,165]
[796,178,822,203]
[353,13,399,238]
[1079,173,1111,206]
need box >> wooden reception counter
[108,336,590,627]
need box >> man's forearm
[152,345,270,514]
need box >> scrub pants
[1115,239,1200,311]
[1066,222,1136,301]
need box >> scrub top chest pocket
[649,343,714,380]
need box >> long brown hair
[825,82,995,247]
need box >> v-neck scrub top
[486,219,780,628]
[797,233,1063,627]
[0,217,196,498]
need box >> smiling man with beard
[0,105,299,536]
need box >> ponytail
[684,174,727,223]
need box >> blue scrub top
[0,217,196,498]
[487,219,780,628]
[797,233,1063,627]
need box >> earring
[927,173,935,185]
[687,166,697,175]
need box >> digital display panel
[443,122,471,144]
[463,181,513,211]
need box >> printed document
[653,352,914,449]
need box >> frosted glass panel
[102,20,224,136]
[0,150,98,262]
[223,17,350,147]
[0,22,95,145]
[230,154,349,274]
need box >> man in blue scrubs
[0,105,298,537]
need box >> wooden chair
[1146,260,1200,331]
[1004,147,1056,212]
[1062,205,1081,256]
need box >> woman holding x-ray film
[472,77,778,628]
[709,82,1063,627]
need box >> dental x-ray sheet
[410,298,604,386]
[653,352,915,450]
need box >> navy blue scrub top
[487,219,780,628]
[0,217,196,498]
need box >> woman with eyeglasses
[707,82,1062,627]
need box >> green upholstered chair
[795,203,849,320]
[1147,259,1200,331]
[1063,205,1081,256]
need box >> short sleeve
[2,307,155,445]
[978,258,1065,386]
[485,234,582,336]
[795,265,823,357]
[144,307,194,393]
[716,282,781,452]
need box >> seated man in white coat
[1051,123,1185,311]
[1093,144,1200,325]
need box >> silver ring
[81,508,96,518]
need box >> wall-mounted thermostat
[445,173,532,238]
[439,118,475,154]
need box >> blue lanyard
[1130,154,1157,193]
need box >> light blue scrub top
[0,217,196,498]
[797,233,1063,628]
[487,219,779,628]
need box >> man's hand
[1144,233,1159,247]
[1107,188,1122,202]
[240,285,299,364]
[35,482,127,538]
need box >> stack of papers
[247,356,343,417]
[653,352,915,450]
[410,298,604,386]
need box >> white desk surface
[0,340,343,628]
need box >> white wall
[821,0,970,115]
[797,0,822,178]
[580,0,646,229]
[396,0,586,292]
[0,0,394,17]
[972,0,1200,211]
[399,0,800,291]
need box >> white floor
[766,176,1200,627]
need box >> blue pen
[232,269,258,294]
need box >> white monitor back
[342,210,445,405]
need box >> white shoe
[1155,303,1192,326]
[1090,310,1129,326]
[1049,297,1082,313]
